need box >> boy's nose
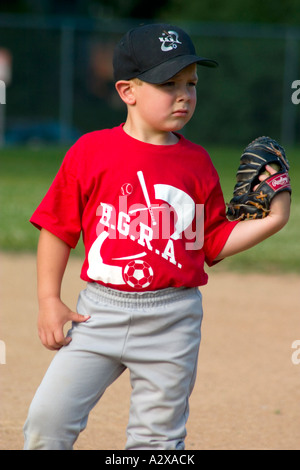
[177,87,191,101]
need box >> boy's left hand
[226,136,291,221]
[254,163,277,189]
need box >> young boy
[23,23,290,450]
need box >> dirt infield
[0,252,299,450]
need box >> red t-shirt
[30,125,238,291]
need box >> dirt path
[0,252,299,450]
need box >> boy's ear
[115,80,136,105]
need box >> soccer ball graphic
[123,260,154,289]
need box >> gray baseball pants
[23,283,203,450]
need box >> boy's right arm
[37,228,89,350]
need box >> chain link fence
[0,14,299,147]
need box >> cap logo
[159,30,182,52]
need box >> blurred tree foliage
[1,0,300,25]
[91,0,170,19]
[160,0,300,25]
[0,0,298,146]
[0,0,169,19]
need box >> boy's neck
[122,121,179,146]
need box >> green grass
[0,145,71,252]
[0,143,299,273]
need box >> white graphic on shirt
[123,260,154,289]
[120,183,133,196]
[154,184,194,240]
[87,231,124,284]
[159,30,182,52]
[137,171,157,226]
[87,171,201,288]
[112,252,147,261]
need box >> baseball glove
[226,136,291,221]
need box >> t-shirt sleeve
[203,175,239,267]
[30,142,85,248]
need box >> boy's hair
[113,23,218,85]
[131,78,144,86]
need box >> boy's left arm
[215,190,290,261]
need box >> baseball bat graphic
[137,170,157,226]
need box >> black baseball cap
[113,23,218,84]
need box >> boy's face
[128,63,198,138]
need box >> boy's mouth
[172,109,188,116]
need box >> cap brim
[136,55,218,84]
